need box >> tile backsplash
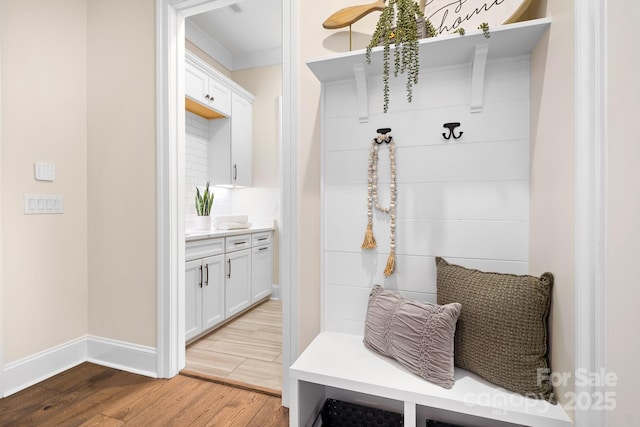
[185,111,231,227]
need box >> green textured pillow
[364,285,462,389]
[435,257,555,403]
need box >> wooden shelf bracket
[353,62,369,123]
[470,43,489,113]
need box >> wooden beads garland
[361,132,397,276]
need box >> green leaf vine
[366,0,433,113]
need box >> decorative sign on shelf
[424,0,533,35]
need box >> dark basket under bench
[317,398,465,427]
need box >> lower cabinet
[225,248,252,317]
[185,254,225,342]
[186,229,274,342]
[251,243,272,303]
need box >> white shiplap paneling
[321,57,531,334]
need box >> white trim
[87,336,158,378]
[234,47,283,71]
[574,1,608,426]
[2,336,86,397]
[156,0,185,379]
[185,20,233,70]
[156,1,298,406]
[280,0,297,407]
[0,38,5,398]
[2,335,158,398]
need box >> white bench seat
[289,332,572,427]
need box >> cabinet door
[207,77,232,116]
[185,259,203,342]
[230,93,253,187]
[185,62,209,106]
[202,254,225,330]
[225,249,252,317]
[251,244,272,303]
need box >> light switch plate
[24,194,64,214]
[35,162,55,181]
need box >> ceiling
[186,0,283,71]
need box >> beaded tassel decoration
[361,131,397,276]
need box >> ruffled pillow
[364,285,462,389]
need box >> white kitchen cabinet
[185,259,202,341]
[225,248,251,317]
[185,61,231,116]
[229,92,253,187]
[185,254,225,342]
[208,91,254,187]
[251,231,273,303]
[184,51,255,188]
[185,229,274,341]
[251,244,272,303]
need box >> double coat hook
[442,122,463,140]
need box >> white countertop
[185,225,274,242]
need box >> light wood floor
[0,362,288,426]
[184,299,283,394]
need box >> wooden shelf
[185,97,226,120]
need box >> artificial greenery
[454,28,465,36]
[195,181,215,216]
[479,22,490,38]
[366,0,435,113]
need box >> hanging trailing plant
[365,0,435,113]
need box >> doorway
[155,0,297,405]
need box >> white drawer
[225,234,251,252]
[185,237,224,261]
[252,231,273,247]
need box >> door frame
[155,0,297,405]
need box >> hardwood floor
[184,299,282,394]
[0,362,289,426]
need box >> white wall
[321,57,531,334]
[0,0,89,362]
[231,64,282,284]
[528,0,575,416]
[184,111,232,228]
[607,2,640,425]
[87,0,157,346]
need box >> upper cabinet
[185,51,255,187]
[229,92,253,187]
[185,62,232,116]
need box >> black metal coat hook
[375,128,392,144]
[442,122,463,140]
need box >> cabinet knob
[205,94,210,99]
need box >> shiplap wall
[322,57,531,334]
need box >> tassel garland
[363,131,397,276]
[361,223,377,249]
[384,250,396,277]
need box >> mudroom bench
[289,332,572,427]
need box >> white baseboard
[2,336,86,397]
[271,283,280,300]
[87,336,157,378]
[2,335,158,398]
